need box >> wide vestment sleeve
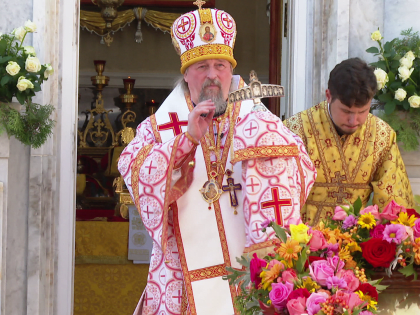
[232,110,316,254]
[118,116,197,254]
[371,130,414,210]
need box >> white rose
[24,20,37,33]
[13,26,26,42]
[405,51,415,62]
[23,46,36,56]
[399,56,413,69]
[16,76,34,92]
[0,32,3,39]
[374,68,389,89]
[25,56,41,73]
[394,88,407,102]
[371,30,382,41]
[398,66,414,82]
[44,63,54,78]
[408,95,420,108]
[5,61,21,76]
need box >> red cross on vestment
[157,112,188,136]
[260,187,292,226]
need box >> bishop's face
[326,89,371,135]
[184,59,233,106]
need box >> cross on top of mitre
[193,0,206,10]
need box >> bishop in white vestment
[118,5,316,315]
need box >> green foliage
[398,263,418,280]
[367,28,420,150]
[0,23,55,148]
[378,109,420,151]
[0,101,55,148]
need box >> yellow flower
[339,247,352,261]
[277,239,302,263]
[290,224,310,244]
[391,211,416,227]
[356,291,378,311]
[358,213,376,229]
[297,277,320,293]
[346,241,362,253]
[261,264,282,290]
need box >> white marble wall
[0,0,34,44]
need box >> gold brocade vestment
[284,101,414,225]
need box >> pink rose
[360,204,380,220]
[327,256,344,273]
[282,269,298,283]
[413,218,420,238]
[380,200,406,221]
[269,281,294,309]
[306,291,329,315]
[359,311,374,315]
[370,224,386,238]
[308,230,328,251]
[333,206,348,220]
[286,296,306,315]
[334,291,365,311]
[309,260,335,286]
[250,253,267,287]
[268,259,285,270]
[336,269,360,292]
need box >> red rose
[287,288,310,302]
[406,208,420,219]
[304,256,326,269]
[360,238,396,268]
[356,283,378,301]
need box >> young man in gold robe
[284,58,414,226]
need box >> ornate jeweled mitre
[171,3,237,73]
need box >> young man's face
[184,59,232,105]
[326,89,371,135]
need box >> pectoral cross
[222,169,242,214]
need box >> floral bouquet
[225,219,386,315]
[0,20,55,148]
[324,198,420,280]
[367,28,420,151]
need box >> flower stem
[409,77,418,87]
[378,41,391,72]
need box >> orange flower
[277,239,301,263]
[345,257,357,269]
[261,263,283,288]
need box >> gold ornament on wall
[92,0,125,29]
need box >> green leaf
[33,82,41,92]
[353,197,363,216]
[16,92,25,105]
[383,52,392,58]
[370,60,387,71]
[402,100,410,110]
[0,75,10,86]
[378,93,393,103]
[391,60,400,69]
[414,194,420,205]
[388,71,395,83]
[272,223,288,243]
[296,248,307,273]
[406,85,416,95]
[0,39,6,55]
[384,101,397,115]
[398,263,417,280]
[366,47,379,54]
[390,81,402,89]
[0,56,12,64]
[384,41,393,52]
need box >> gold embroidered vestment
[284,101,414,225]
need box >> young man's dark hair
[327,57,377,107]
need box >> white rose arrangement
[367,28,420,151]
[0,20,55,148]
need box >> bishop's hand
[187,99,215,143]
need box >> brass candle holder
[91,60,110,94]
[146,100,159,115]
[120,77,138,109]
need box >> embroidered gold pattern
[232,145,299,164]
[189,264,227,282]
[149,114,162,143]
[180,44,233,67]
[198,8,213,24]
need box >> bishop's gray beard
[198,78,227,117]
